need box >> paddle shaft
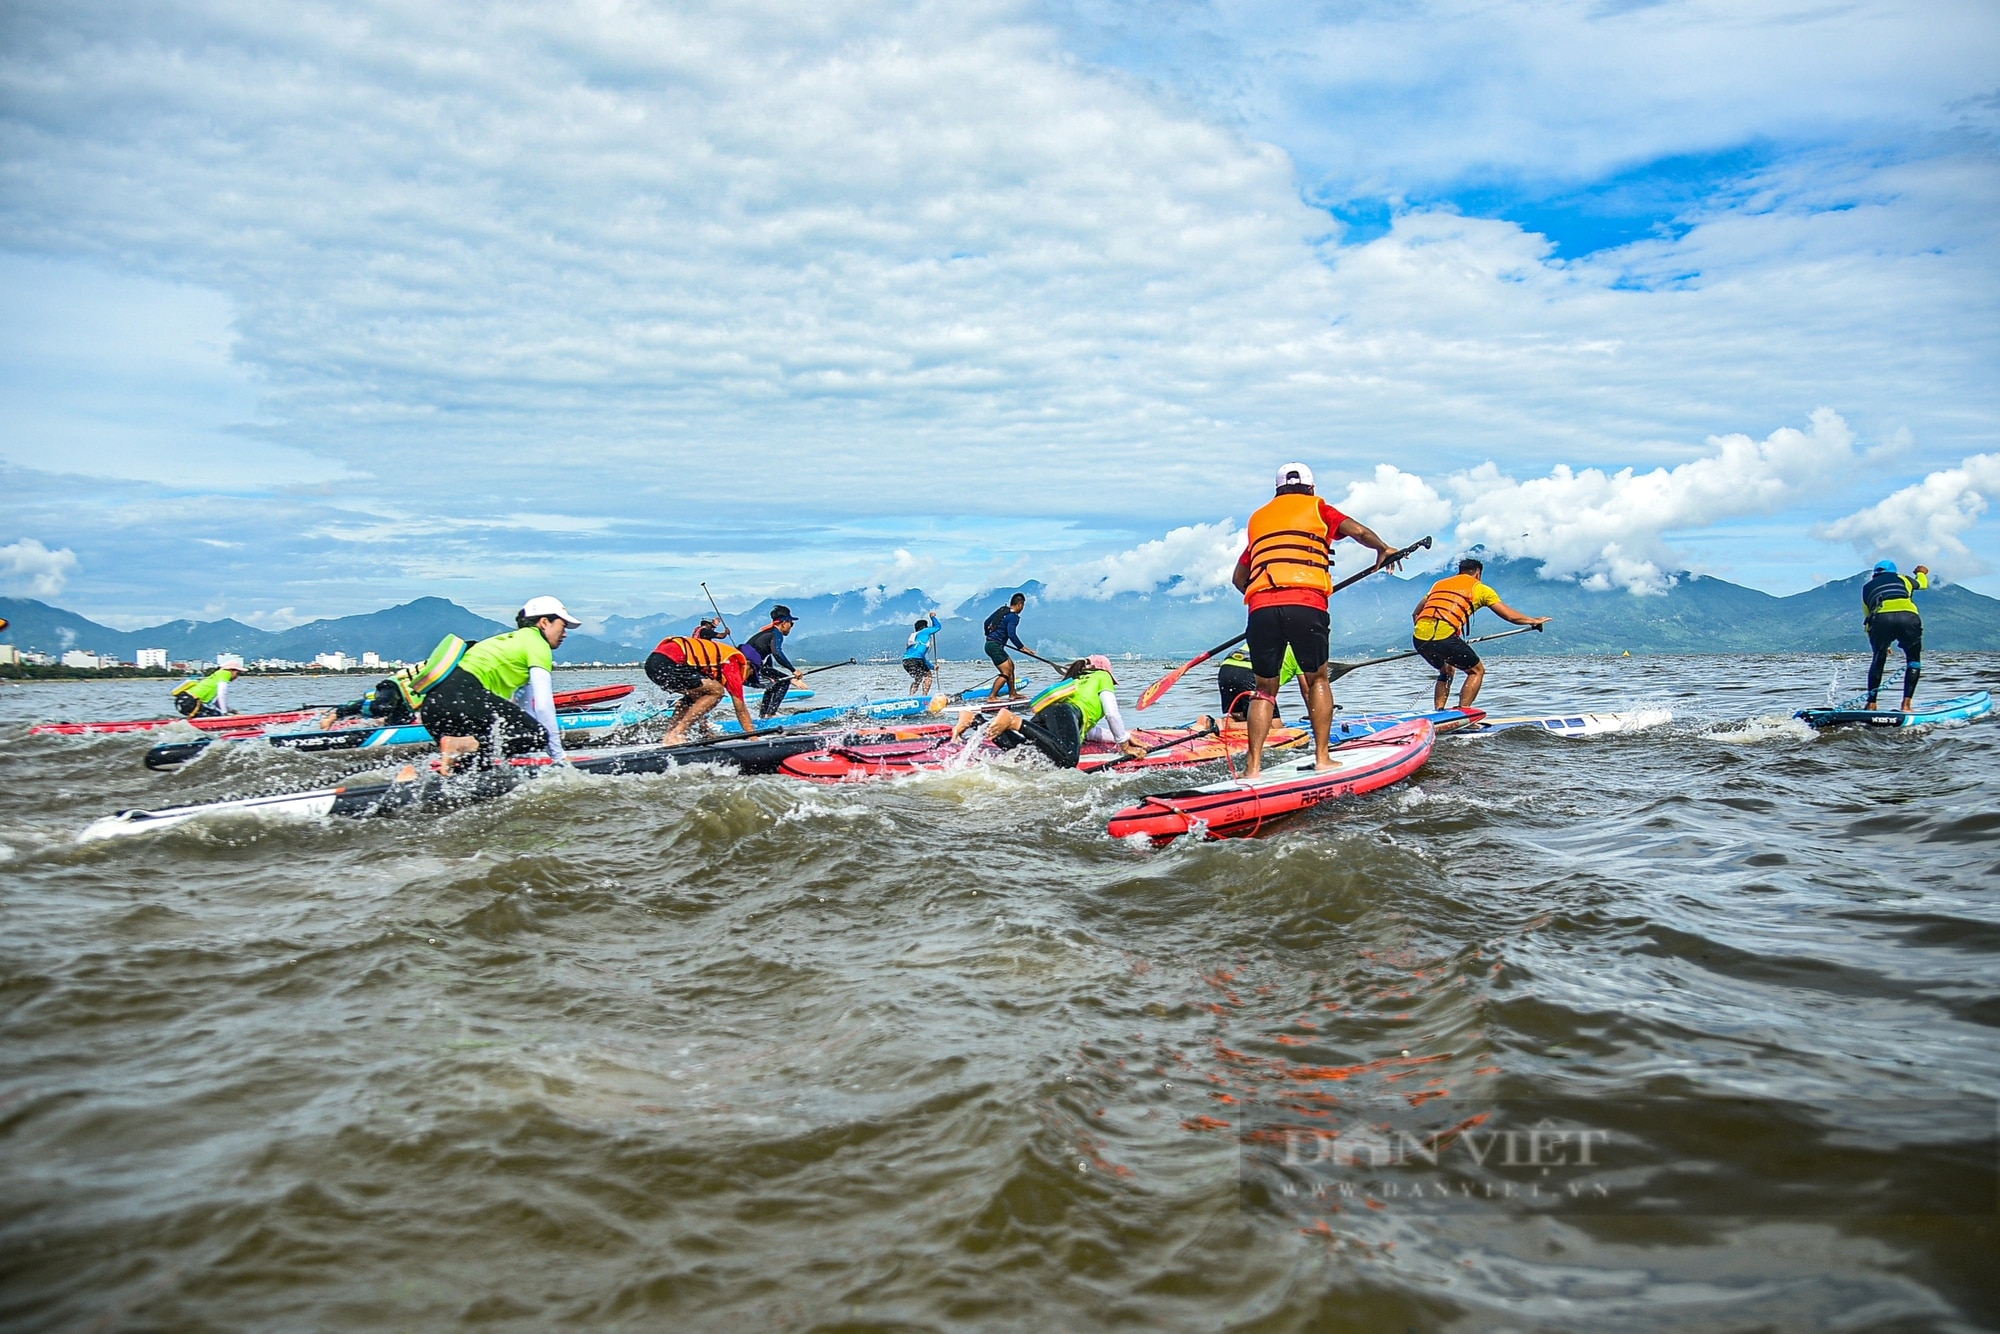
[1325,623,1543,682]
[1135,535,1434,709]
[699,583,732,640]
[1095,725,1219,771]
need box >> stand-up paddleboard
[709,680,1027,735]
[778,721,1285,782]
[34,684,637,738]
[1795,691,1991,730]
[141,686,652,769]
[81,729,845,843]
[1453,708,1671,738]
[1106,719,1435,843]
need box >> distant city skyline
[4,0,1997,627]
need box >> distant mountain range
[0,596,630,665]
[7,556,1999,668]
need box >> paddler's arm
[723,659,757,734]
[1913,565,1930,592]
[525,666,567,762]
[1489,599,1551,629]
[1099,689,1146,759]
[1333,517,1400,571]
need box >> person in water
[983,593,1031,700]
[903,613,942,694]
[1215,644,1303,734]
[649,629,758,743]
[171,665,241,718]
[1232,462,1399,777]
[1860,559,1931,711]
[1411,556,1550,710]
[740,605,798,719]
[953,655,1147,767]
[420,598,580,772]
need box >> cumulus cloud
[1818,453,2000,574]
[1041,520,1246,600]
[0,0,1995,615]
[0,538,80,596]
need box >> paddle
[699,582,733,640]
[1323,623,1543,682]
[1093,722,1220,771]
[1135,536,1435,710]
[769,657,859,681]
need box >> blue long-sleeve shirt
[984,608,1024,650]
[904,616,941,665]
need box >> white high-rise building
[361,651,383,668]
[62,650,106,669]
[313,651,350,671]
[136,648,169,669]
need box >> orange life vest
[1413,574,1483,637]
[659,635,746,681]
[1241,494,1333,600]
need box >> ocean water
[2,652,1995,1332]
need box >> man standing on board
[1860,559,1930,712]
[1231,462,1399,777]
[983,593,1031,701]
[1411,556,1550,710]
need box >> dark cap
[770,604,796,621]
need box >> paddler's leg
[1300,665,1337,769]
[950,707,985,742]
[1015,702,1083,767]
[1432,664,1452,711]
[1246,681,1280,777]
[1456,660,1488,709]
[980,707,1023,743]
[436,735,479,775]
[662,680,725,744]
[758,676,789,719]
[1864,626,1893,710]
[1900,619,1923,711]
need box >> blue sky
[2,0,1997,628]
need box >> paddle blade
[1136,664,1191,711]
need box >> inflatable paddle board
[1795,691,1991,730]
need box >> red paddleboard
[780,724,1304,782]
[29,683,634,736]
[1106,718,1434,843]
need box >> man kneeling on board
[420,598,580,773]
[951,656,1146,768]
[171,665,242,718]
[1411,557,1549,709]
[648,630,759,743]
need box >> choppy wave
[2,655,1996,1331]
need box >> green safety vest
[458,626,553,698]
[1036,669,1116,734]
[172,668,231,704]
[387,635,470,710]
[1221,645,1299,687]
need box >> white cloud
[1817,453,2000,574]
[0,537,80,596]
[1041,520,1246,600]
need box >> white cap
[1275,462,1314,490]
[520,595,582,627]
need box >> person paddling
[983,593,1031,700]
[171,665,241,718]
[953,655,1147,767]
[320,635,472,729]
[740,605,799,719]
[649,630,759,743]
[421,598,580,773]
[1411,556,1550,710]
[1860,559,1931,712]
[903,614,942,695]
[1232,462,1400,777]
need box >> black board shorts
[645,651,706,696]
[1413,632,1481,678]
[1217,664,1260,720]
[902,657,930,680]
[994,701,1083,768]
[418,666,548,763]
[1245,604,1329,678]
[985,640,1012,669]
